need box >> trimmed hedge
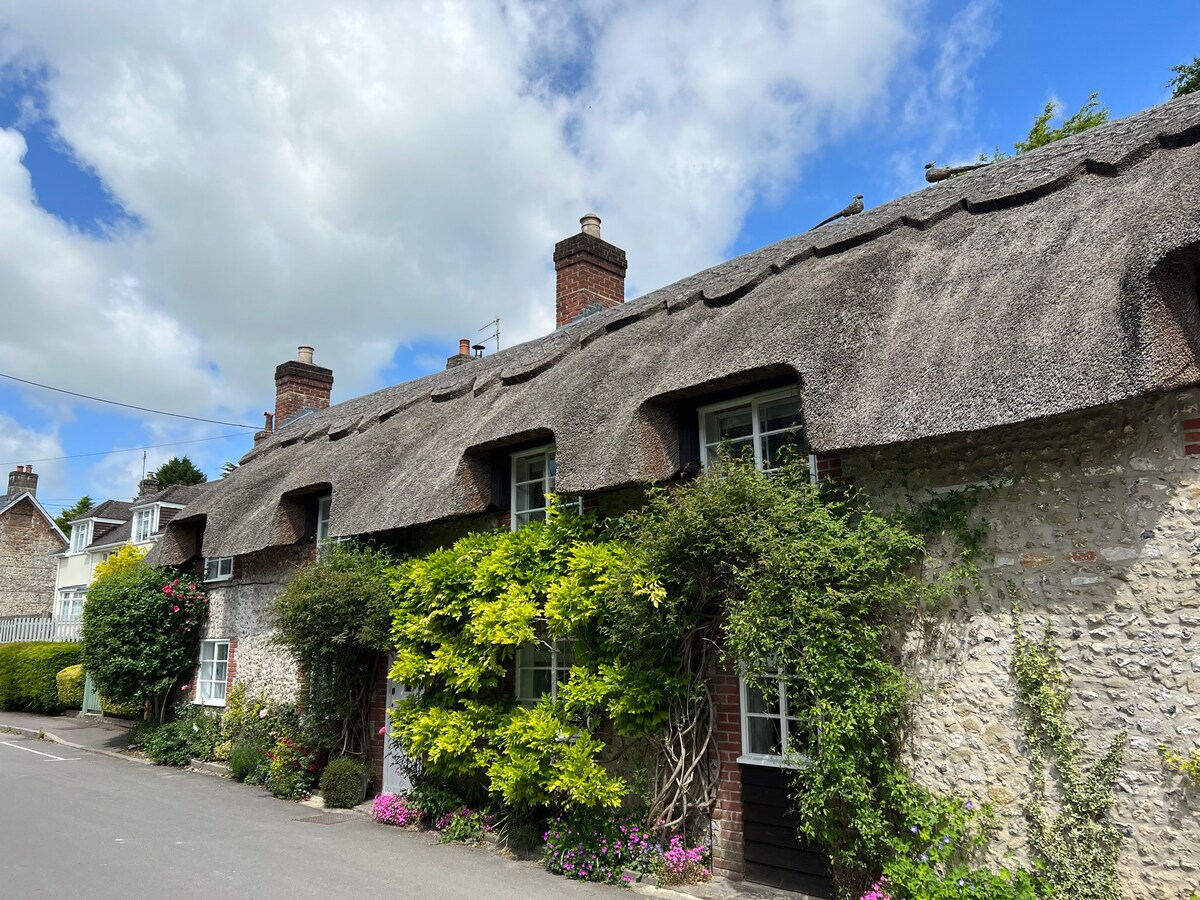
[56,664,85,709]
[0,642,83,712]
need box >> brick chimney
[446,338,473,370]
[275,345,334,428]
[7,465,38,497]
[553,214,627,327]
[137,473,159,499]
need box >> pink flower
[163,585,173,595]
[180,684,190,692]
[187,584,195,590]
[259,708,268,719]
[378,726,387,735]
[172,605,180,612]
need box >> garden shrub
[99,694,144,719]
[435,807,490,844]
[82,562,207,721]
[56,664,85,709]
[0,642,82,712]
[272,543,395,758]
[265,728,325,801]
[320,756,368,808]
[227,743,265,783]
[137,721,194,767]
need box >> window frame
[315,495,332,544]
[132,506,159,543]
[514,638,574,706]
[738,667,813,768]
[697,388,811,476]
[195,639,230,707]
[56,589,86,622]
[510,445,557,530]
[203,556,234,582]
[69,520,92,554]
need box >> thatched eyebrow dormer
[159,92,1200,562]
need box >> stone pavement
[0,710,135,759]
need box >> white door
[382,658,418,795]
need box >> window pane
[212,681,227,703]
[761,429,805,470]
[516,455,546,484]
[515,481,546,515]
[745,681,780,715]
[747,716,783,756]
[547,454,557,487]
[216,643,229,662]
[219,557,233,577]
[705,407,753,442]
[759,398,803,434]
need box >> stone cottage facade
[153,93,1200,898]
[0,466,68,618]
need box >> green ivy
[1012,615,1125,900]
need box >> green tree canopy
[1014,93,1109,154]
[1169,56,1200,97]
[81,560,207,721]
[54,494,93,535]
[153,456,207,488]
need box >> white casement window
[698,389,807,474]
[512,446,556,530]
[132,507,158,542]
[196,639,230,706]
[203,556,234,582]
[57,590,86,622]
[511,446,582,530]
[515,639,574,706]
[69,521,92,554]
[316,495,332,544]
[739,667,814,766]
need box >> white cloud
[1,0,924,420]
[0,413,65,499]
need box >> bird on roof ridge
[813,194,864,229]
[924,161,990,183]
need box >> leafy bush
[320,756,368,808]
[227,743,265,783]
[0,642,82,712]
[92,544,147,582]
[272,543,394,757]
[372,793,424,827]
[82,561,207,721]
[99,694,144,719]
[542,809,657,884]
[265,729,325,801]
[139,721,194,767]
[435,807,490,844]
[56,664,85,709]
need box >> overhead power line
[0,430,248,468]
[0,371,259,429]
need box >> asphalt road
[0,733,624,899]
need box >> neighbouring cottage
[0,466,68,619]
[54,477,208,634]
[151,92,1200,898]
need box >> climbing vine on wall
[1011,614,1126,900]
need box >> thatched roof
[158,92,1200,562]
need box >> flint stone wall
[0,497,62,618]
[203,545,305,704]
[848,387,1200,899]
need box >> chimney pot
[264,411,275,432]
[459,338,471,356]
[580,213,602,238]
[297,345,315,365]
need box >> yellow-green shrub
[0,642,83,712]
[56,664,85,708]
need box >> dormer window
[69,521,92,554]
[203,556,234,582]
[133,506,158,543]
[698,389,806,473]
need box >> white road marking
[0,740,80,761]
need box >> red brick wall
[812,452,844,482]
[710,657,745,880]
[1182,415,1200,455]
[274,361,333,426]
[365,652,390,794]
[555,252,626,326]
[225,637,238,697]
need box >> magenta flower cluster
[658,833,710,885]
[859,878,891,900]
[434,807,479,831]
[371,793,423,827]
[543,813,677,885]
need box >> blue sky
[0,0,1196,514]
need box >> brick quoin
[365,652,390,794]
[813,451,845,482]
[710,656,746,880]
[225,637,238,697]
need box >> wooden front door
[741,764,834,898]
